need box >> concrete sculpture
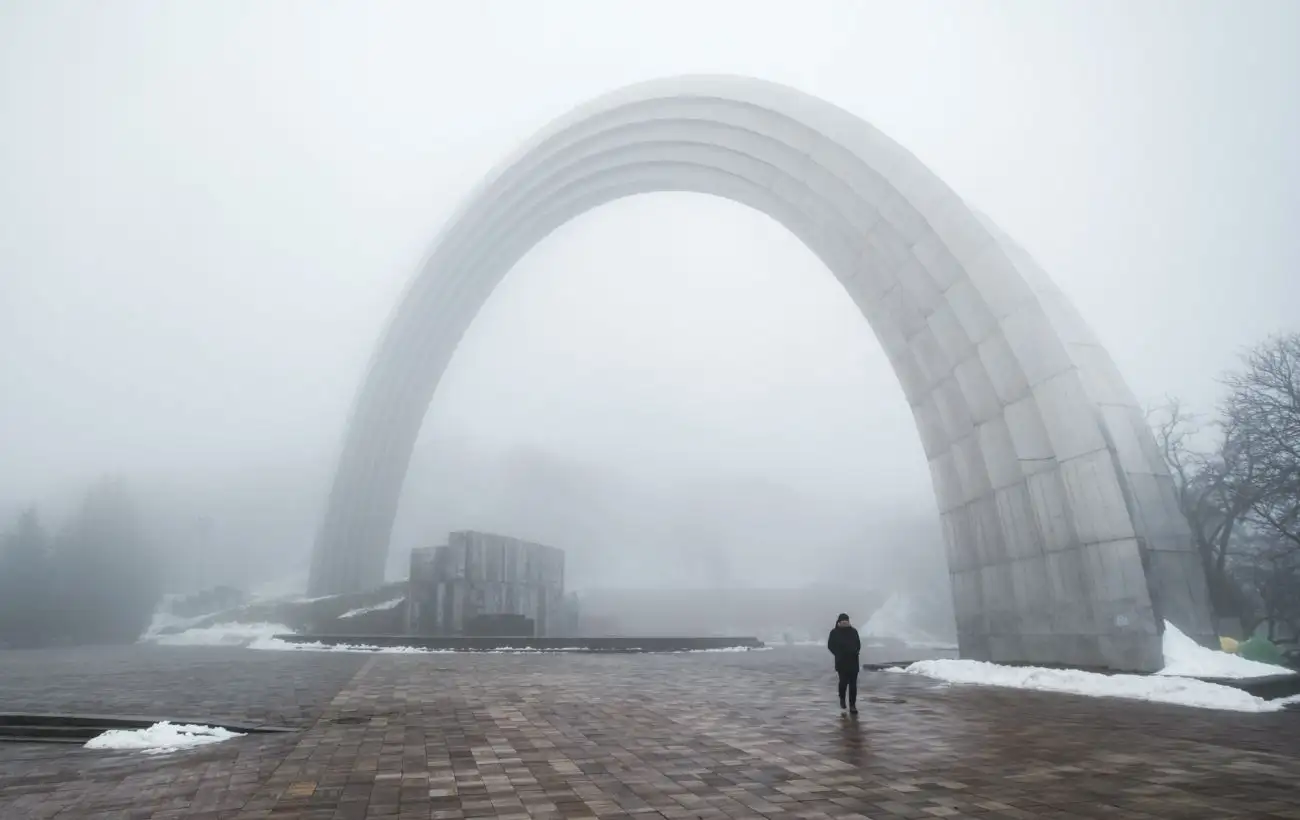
[309,75,1215,670]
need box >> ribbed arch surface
[310,76,1214,670]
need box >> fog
[2,2,1297,608]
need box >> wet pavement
[0,645,365,728]
[1,645,1298,818]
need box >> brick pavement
[2,647,1299,818]
[0,645,366,819]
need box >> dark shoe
[849,706,859,715]
[840,702,847,711]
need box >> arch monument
[308,75,1215,671]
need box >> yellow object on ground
[1219,636,1240,653]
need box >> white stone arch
[309,75,1213,670]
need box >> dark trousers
[836,666,859,706]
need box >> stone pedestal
[407,531,565,637]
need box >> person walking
[827,613,861,714]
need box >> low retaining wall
[273,634,764,652]
[1201,673,1300,701]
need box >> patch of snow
[250,636,438,653]
[249,637,761,654]
[885,619,1297,712]
[686,645,765,653]
[1158,621,1294,679]
[153,622,293,647]
[339,597,406,619]
[890,659,1289,713]
[84,721,243,755]
[293,593,342,604]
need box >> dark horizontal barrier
[272,634,764,653]
[0,712,295,744]
[1200,672,1300,701]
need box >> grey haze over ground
[1,2,1297,601]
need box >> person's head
[836,613,850,628]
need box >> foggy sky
[2,2,1297,535]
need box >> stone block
[947,278,1000,346]
[934,376,976,440]
[996,483,1044,561]
[1002,303,1075,387]
[1059,450,1138,545]
[1079,538,1149,602]
[952,433,993,506]
[1069,342,1141,408]
[963,241,1036,319]
[1100,404,1162,477]
[1004,395,1055,464]
[1036,287,1102,347]
[1027,469,1079,552]
[1049,597,1098,638]
[978,417,1022,490]
[987,633,1024,664]
[1126,472,1191,546]
[970,494,1007,567]
[1009,556,1051,615]
[1044,547,1088,602]
[943,507,975,573]
[977,331,1031,405]
[927,190,996,265]
[897,253,945,316]
[911,324,954,388]
[955,356,1002,425]
[1033,369,1108,461]
[929,450,963,514]
[911,392,949,458]
[911,228,964,291]
[929,302,974,370]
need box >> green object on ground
[1238,635,1284,665]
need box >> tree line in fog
[1152,332,1300,642]
[0,478,161,648]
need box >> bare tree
[1148,398,1256,616]
[1224,334,1300,551]
[1215,333,1300,641]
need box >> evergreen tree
[53,477,162,645]
[0,508,54,648]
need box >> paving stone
[1,647,1298,818]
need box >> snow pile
[862,592,956,649]
[84,721,243,755]
[153,622,292,647]
[339,597,405,619]
[250,635,438,653]
[888,620,1298,713]
[1157,621,1293,679]
[889,659,1290,712]
[249,637,761,654]
[688,645,762,653]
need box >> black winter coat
[827,625,861,672]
